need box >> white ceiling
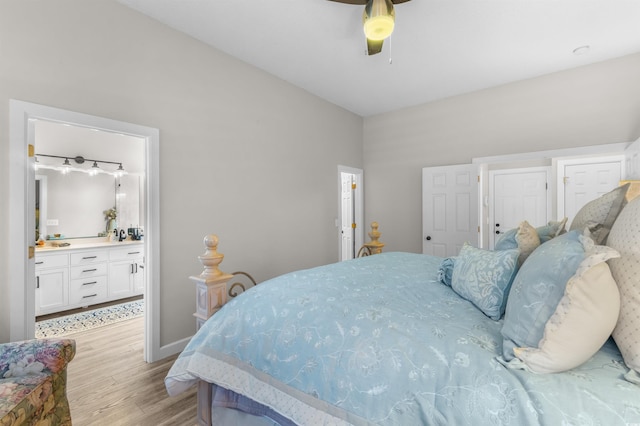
[119,0,640,117]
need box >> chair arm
[0,339,76,379]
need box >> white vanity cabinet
[35,253,69,315]
[35,242,144,315]
[108,246,145,299]
[69,250,108,308]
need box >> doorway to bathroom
[9,100,162,362]
[33,119,146,337]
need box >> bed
[166,184,640,425]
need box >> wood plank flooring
[64,316,197,426]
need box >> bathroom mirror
[36,171,143,240]
[34,119,145,240]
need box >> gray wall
[363,53,640,253]
[0,1,363,345]
[2,0,639,351]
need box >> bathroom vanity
[35,240,144,316]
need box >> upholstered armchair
[0,338,75,426]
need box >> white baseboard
[158,335,193,361]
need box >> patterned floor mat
[35,299,144,338]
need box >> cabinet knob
[426,236,432,241]
[496,230,501,234]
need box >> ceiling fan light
[363,0,395,41]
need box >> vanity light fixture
[90,161,100,176]
[35,153,127,177]
[115,163,126,178]
[61,158,71,175]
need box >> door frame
[488,166,551,248]
[555,154,625,221]
[9,100,162,362]
[337,166,363,261]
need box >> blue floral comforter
[165,252,640,425]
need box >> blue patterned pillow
[496,218,567,249]
[494,229,518,250]
[437,257,456,287]
[451,244,519,320]
[501,230,585,361]
[536,218,567,243]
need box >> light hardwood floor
[64,316,197,426]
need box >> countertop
[36,239,143,253]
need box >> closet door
[557,156,624,227]
[422,164,479,257]
[489,167,550,249]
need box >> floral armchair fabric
[0,339,75,426]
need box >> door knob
[426,236,431,241]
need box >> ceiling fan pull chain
[388,36,393,65]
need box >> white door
[340,172,355,260]
[625,138,640,179]
[338,166,363,261]
[489,167,550,248]
[558,157,624,227]
[422,164,478,257]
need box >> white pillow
[514,241,620,374]
[608,196,640,384]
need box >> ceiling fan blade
[390,0,412,3]
[327,0,367,4]
[366,38,384,55]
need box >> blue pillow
[536,218,567,243]
[496,219,567,249]
[494,229,518,250]
[451,244,519,320]
[437,257,456,287]
[501,230,585,361]
[536,224,558,243]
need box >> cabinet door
[109,261,134,298]
[133,262,145,294]
[36,268,68,315]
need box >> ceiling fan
[329,0,412,55]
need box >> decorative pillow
[608,196,640,384]
[515,221,540,266]
[437,257,456,287]
[501,230,585,361]
[494,228,518,250]
[569,183,630,244]
[512,241,620,373]
[451,244,519,320]
[536,217,568,243]
[495,218,566,254]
